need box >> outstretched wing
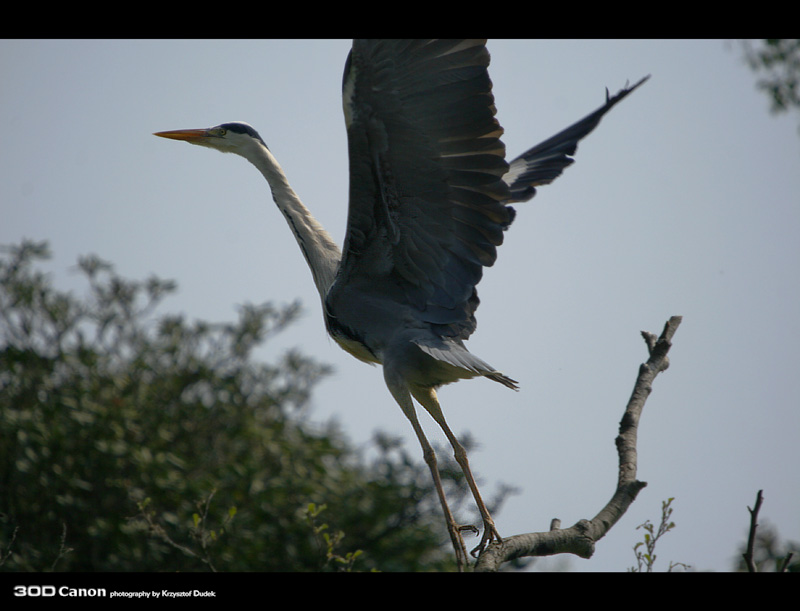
[333,39,513,340]
[503,75,650,202]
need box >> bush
[0,241,460,571]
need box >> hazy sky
[2,39,798,572]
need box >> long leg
[384,373,470,570]
[411,385,502,557]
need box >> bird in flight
[155,39,647,571]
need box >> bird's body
[155,39,646,570]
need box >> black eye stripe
[218,122,265,145]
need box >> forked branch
[474,316,683,571]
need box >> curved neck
[242,142,341,301]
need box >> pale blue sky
[2,39,798,572]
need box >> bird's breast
[324,304,382,365]
[332,332,382,365]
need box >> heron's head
[154,121,267,155]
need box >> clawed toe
[458,524,480,536]
[470,522,502,558]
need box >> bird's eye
[218,128,227,136]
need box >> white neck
[240,141,342,302]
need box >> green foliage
[0,240,460,571]
[742,39,800,115]
[741,39,800,136]
[303,502,365,571]
[629,498,689,572]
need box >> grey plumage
[155,39,647,569]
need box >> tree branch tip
[660,316,683,340]
[641,316,682,357]
[748,489,765,514]
[641,330,658,351]
[744,489,765,572]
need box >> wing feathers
[337,39,512,337]
[333,40,645,345]
[504,75,650,202]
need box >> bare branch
[743,489,765,573]
[474,316,682,571]
[50,523,74,571]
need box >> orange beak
[153,128,212,143]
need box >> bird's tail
[413,338,519,391]
[485,370,519,390]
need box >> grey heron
[155,39,647,570]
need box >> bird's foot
[469,520,502,558]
